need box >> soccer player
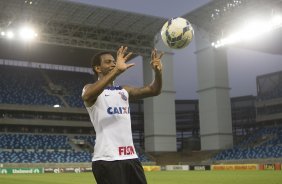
[82,46,163,184]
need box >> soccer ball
[161,17,194,49]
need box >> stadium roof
[183,0,282,55]
[0,0,166,67]
[0,0,281,68]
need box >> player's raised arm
[82,46,133,107]
[124,48,164,100]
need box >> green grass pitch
[0,171,281,184]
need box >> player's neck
[107,82,115,87]
[97,75,115,87]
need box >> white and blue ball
[161,17,194,49]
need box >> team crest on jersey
[118,92,127,101]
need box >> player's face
[99,54,116,76]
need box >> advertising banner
[211,164,258,171]
[44,167,92,173]
[143,166,161,171]
[0,168,43,174]
[190,165,211,171]
[165,165,189,171]
[263,164,275,170]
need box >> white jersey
[86,86,138,161]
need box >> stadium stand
[0,65,281,165]
[72,135,151,162]
[0,65,93,107]
[0,133,151,163]
[0,133,72,149]
[211,71,282,164]
[0,133,92,163]
[213,126,282,161]
[0,150,91,163]
[73,135,95,146]
[0,65,63,106]
[44,70,93,108]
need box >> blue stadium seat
[213,127,282,161]
[0,134,72,149]
[0,133,92,163]
[0,65,63,106]
[0,133,152,163]
[45,70,93,108]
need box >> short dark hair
[91,51,112,75]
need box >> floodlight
[19,26,37,41]
[7,31,14,39]
[53,104,61,108]
[212,15,282,48]
[271,15,282,27]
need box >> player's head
[91,51,115,77]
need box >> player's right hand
[115,46,134,74]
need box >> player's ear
[94,66,101,73]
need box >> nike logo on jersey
[105,94,110,96]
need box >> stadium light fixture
[0,25,38,41]
[212,15,282,48]
[271,15,282,28]
[19,26,37,42]
[53,104,61,108]
[6,31,14,39]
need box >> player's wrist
[112,67,124,75]
[154,69,162,75]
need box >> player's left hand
[150,48,164,72]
